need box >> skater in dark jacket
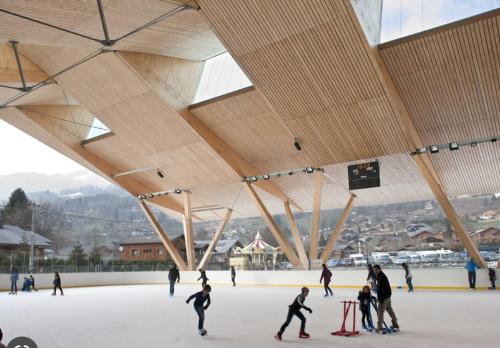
[21,277,31,292]
[488,268,496,290]
[320,264,333,297]
[168,265,180,297]
[186,284,211,335]
[9,267,18,295]
[230,266,236,287]
[52,271,64,296]
[275,287,312,341]
[0,328,6,348]
[29,275,38,291]
[357,285,376,331]
[373,265,399,333]
[198,269,209,287]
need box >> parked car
[327,259,341,268]
[280,262,294,270]
[395,256,409,265]
[340,258,354,267]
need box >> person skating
[320,264,333,297]
[9,267,18,295]
[231,266,236,287]
[465,258,477,289]
[373,265,399,333]
[52,271,64,296]
[168,265,180,297]
[21,277,31,292]
[357,285,376,331]
[186,284,212,335]
[275,287,313,341]
[197,269,209,287]
[488,268,496,290]
[367,263,377,294]
[402,263,414,292]
[29,275,38,291]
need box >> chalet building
[0,224,52,257]
[470,227,500,244]
[195,238,243,265]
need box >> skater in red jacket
[275,287,312,341]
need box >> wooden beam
[320,194,356,264]
[413,155,486,268]
[183,190,195,270]
[197,208,233,270]
[309,171,322,260]
[138,200,188,271]
[117,51,302,210]
[284,201,309,270]
[244,182,303,270]
[344,1,485,266]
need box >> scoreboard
[348,161,380,190]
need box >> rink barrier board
[1,268,497,292]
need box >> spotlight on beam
[148,193,154,199]
[430,145,439,154]
[250,176,258,182]
[416,147,427,154]
[263,174,270,180]
[174,189,182,194]
[305,167,314,173]
[294,138,302,151]
[449,142,459,151]
[470,142,478,148]
[157,169,165,178]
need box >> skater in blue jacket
[357,285,376,331]
[465,258,477,289]
[9,267,18,295]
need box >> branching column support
[284,201,309,270]
[139,200,188,271]
[197,209,233,270]
[244,182,303,270]
[320,194,356,264]
[309,171,322,261]
[183,190,195,270]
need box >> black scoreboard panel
[348,161,380,190]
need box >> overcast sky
[0,0,498,175]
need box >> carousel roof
[238,232,279,254]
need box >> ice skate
[199,329,207,336]
[274,332,282,341]
[299,332,310,339]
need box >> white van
[349,253,367,266]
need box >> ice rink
[1,284,499,348]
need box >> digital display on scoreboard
[348,161,380,190]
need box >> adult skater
[29,275,38,291]
[198,269,209,287]
[168,265,180,297]
[357,285,376,331]
[367,263,377,294]
[373,265,399,333]
[465,258,477,289]
[320,264,333,297]
[402,263,413,292]
[0,328,6,348]
[9,267,18,295]
[231,266,236,287]
[186,284,212,335]
[52,271,64,296]
[275,287,312,341]
[488,268,496,290]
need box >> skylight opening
[85,117,111,140]
[193,52,252,104]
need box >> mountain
[0,171,111,200]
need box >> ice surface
[1,284,498,347]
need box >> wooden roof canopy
[0,0,499,221]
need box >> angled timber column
[182,191,195,270]
[116,51,302,210]
[139,200,188,271]
[198,209,233,270]
[320,194,356,264]
[309,171,323,261]
[284,201,309,270]
[414,156,486,268]
[244,182,303,270]
[1,106,186,215]
[344,0,485,266]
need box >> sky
[0,0,498,175]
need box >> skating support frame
[331,301,359,337]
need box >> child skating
[197,269,209,287]
[275,287,313,341]
[186,284,211,336]
[357,285,376,331]
[320,264,333,297]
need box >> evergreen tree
[89,246,102,266]
[1,188,32,228]
[69,243,88,265]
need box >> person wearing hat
[402,263,413,292]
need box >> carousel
[231,231,283,270]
